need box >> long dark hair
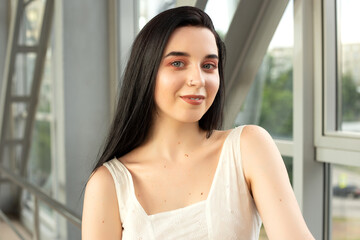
[92,6,226,172]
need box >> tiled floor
[0,218,31,240]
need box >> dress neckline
[113,128,236,218]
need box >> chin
[174,112,205,123]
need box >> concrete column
[293,0,324,239]
[0,0,11,213]
[60,1,110,238]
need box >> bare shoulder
[239,125,283,186]
[240,125,279,161]
[87,165,114,188]
[84,166,117,203]
[82,166,122,239]
[240,125,273,145]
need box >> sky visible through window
[338,0,360,44]
[205,0,294,49]
[206,0,360,49]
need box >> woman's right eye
[171,61,184,68]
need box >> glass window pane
[12,1,60,236]
[12,53,36,96]
[18,0,45,46]
[283,156,293,186]
[138,0,196,31]
[204,0,240,39]
[235,1,293,140]
[337,0,360,132]
[27,38,54,194]
[332,164,360,239]
[259,225,268,240]
[28,120,52,190]
[21,42,60,239]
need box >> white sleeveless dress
[103,126,262,239]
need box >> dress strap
[103,158,133,223]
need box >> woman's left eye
[203,63,216,70]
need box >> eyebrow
[164,51,218,59]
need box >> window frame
[316,0,360,162]
[17,1,67,238]
[314,0,360,238]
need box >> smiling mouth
[180,95,205,105]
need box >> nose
[187,65,205,87]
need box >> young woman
[82,6,315,240]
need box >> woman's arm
[241,125,315,240]
[82,166,122,240]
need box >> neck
[143,116,208,162]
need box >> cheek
[207,76,220,100]
[154,72,183,103]
[157,77,175,92]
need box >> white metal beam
[0,0,24,165]
[223,0,289,129]
[274,140,294,157]
[195,0,208,10]
[317,148,360,166]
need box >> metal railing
[0,165,81,239]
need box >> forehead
[163,26,218,55]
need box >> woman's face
[154,26,220,124]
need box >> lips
[180,95,205,105]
